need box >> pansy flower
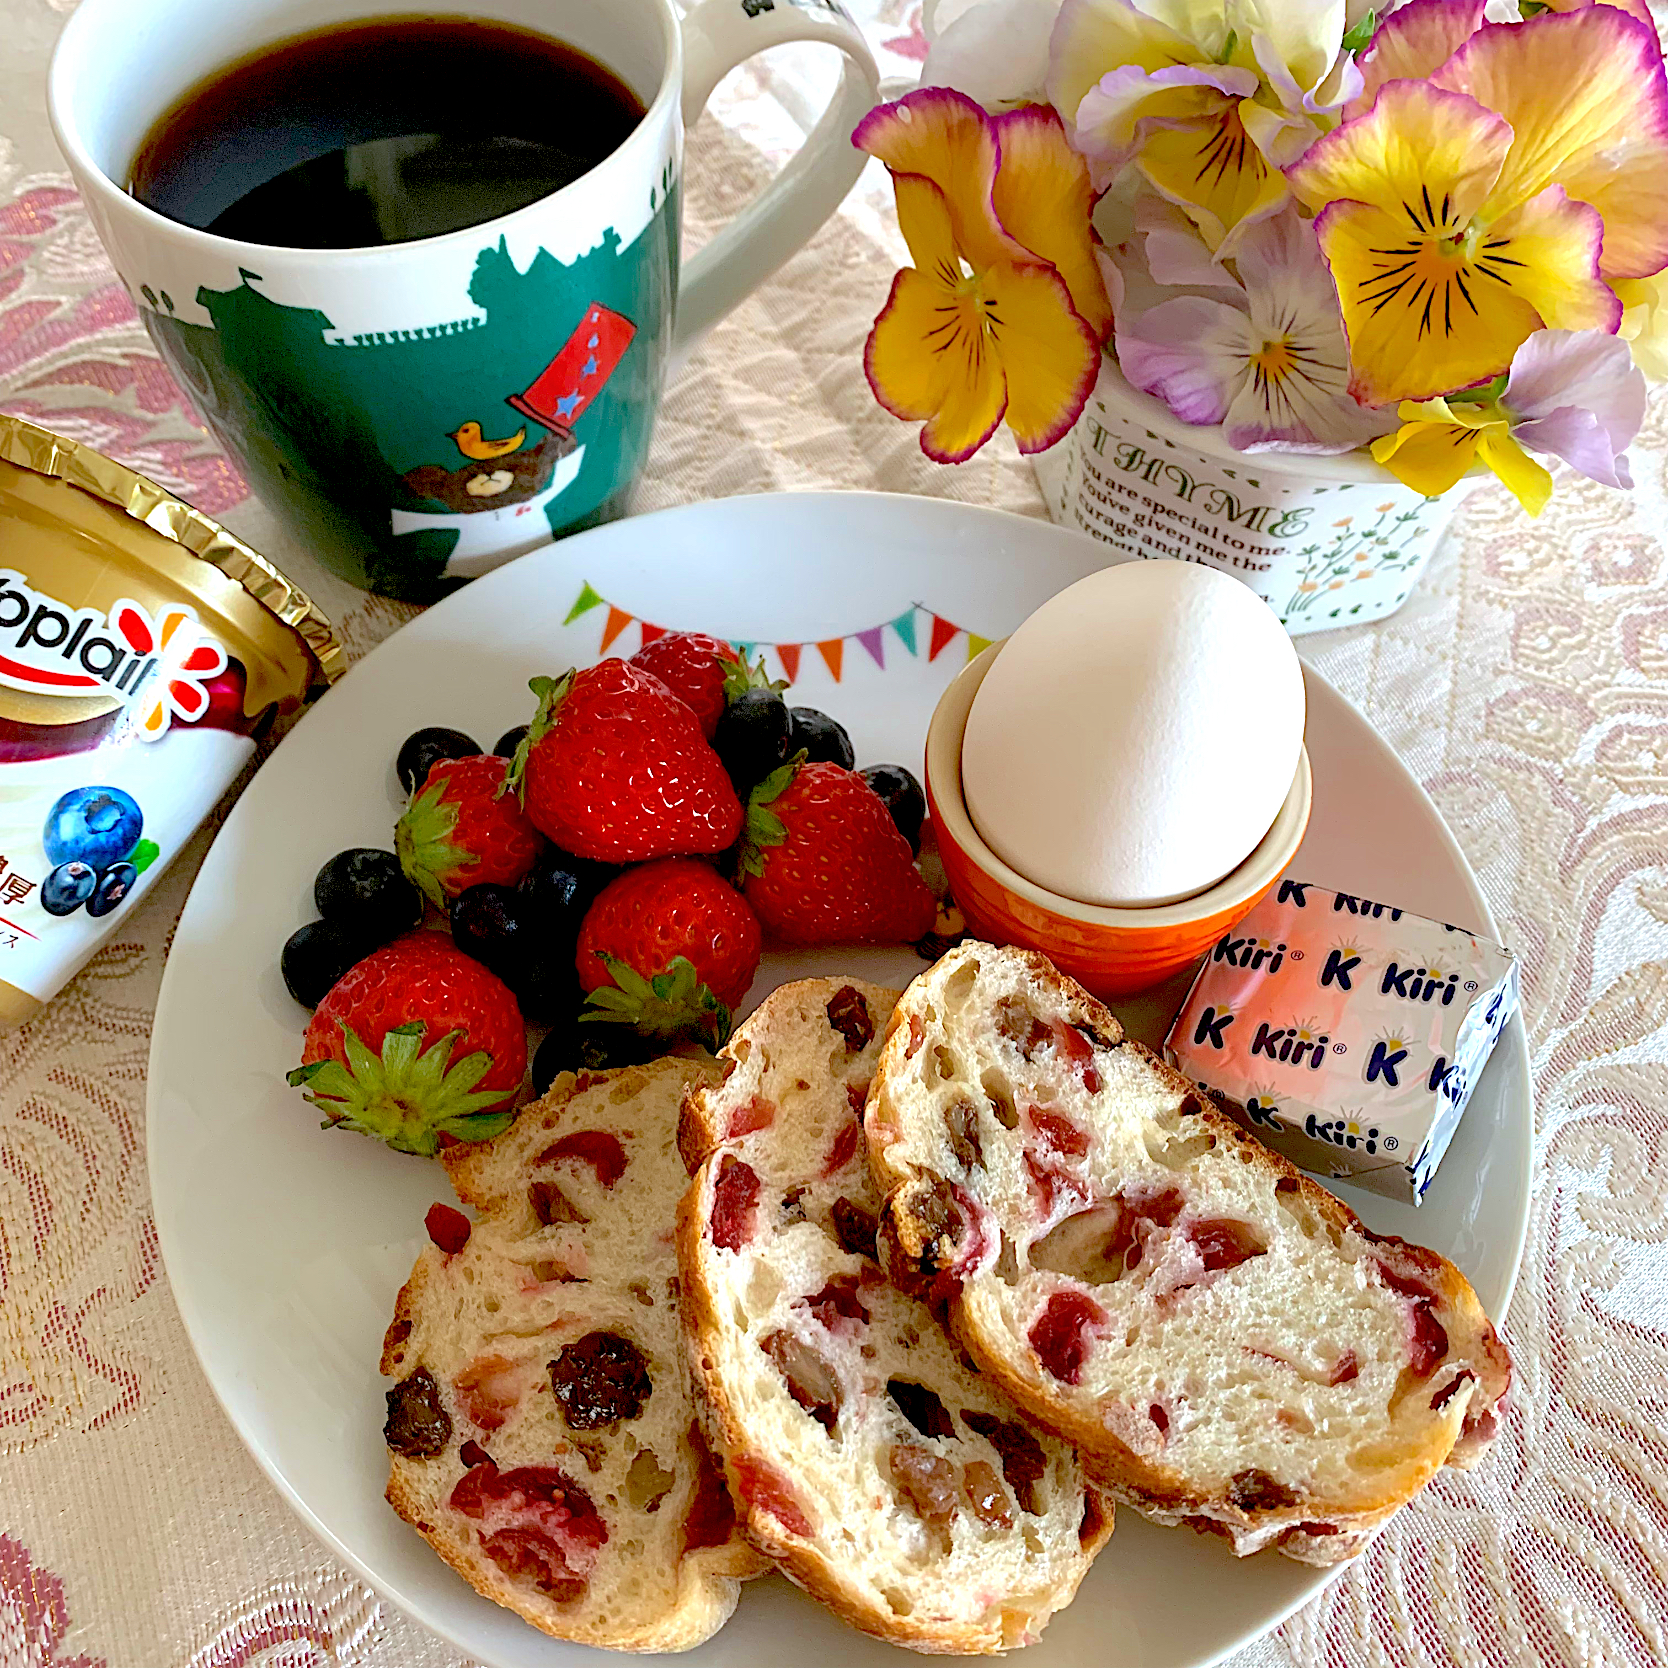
[1371,327,1646,511]
[1289,7,1668,403]
[1046,0,1365,252]
[1115,208,1394,450]
[854,88,1111,462]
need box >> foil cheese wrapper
[0,414,341,1028]
[1164,878,1519,1203]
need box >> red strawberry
[577,859,762,1020]
[396,753,544,907]
[288,931,527,1155]
[509,662,742,862]
[629,633,779,739]
[739,759,937,946]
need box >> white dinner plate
[147,491,1531,1668]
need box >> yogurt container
[0,414,340,1028]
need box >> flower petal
[1286,79,1509,227]
[1047,0,1210,127]
[1432,10,1668,277]
[854,87,1023,270]
[982,258,1103,450]
[1480,187,1622,338]
[1137,192,1244,289]
[1138,100,1290,251]
[1615,272,1668,380]
[1475,428,1554,513]
[1370,409,1485,495]
[1072,63,1258,183]
[923,0,1064,110]
[1345,0,1486,119]
[1512,404,1633,486]
[1502,327,1646,443]
[864,262,1009,462]
[1237,0,1349,103]
[992,103,1115,339]
[1115,294,1250,425]
[1312,199,1542,400]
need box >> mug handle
[674,0,880,351]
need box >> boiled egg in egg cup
[924,561,1312,1000]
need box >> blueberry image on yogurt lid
[43,786,143,872]
[41,861,98,917]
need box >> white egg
[960,561,1305,909]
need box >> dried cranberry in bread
[865,943,1511,1566]
[678,977,1112,1653]
[380,1057,764,1651]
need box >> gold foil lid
[0,413,343,687]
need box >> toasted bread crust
[867,943,1511,1565]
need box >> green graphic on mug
[147,194,677,601]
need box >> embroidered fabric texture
[2,1,1665,1664]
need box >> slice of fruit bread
[380,1055,765,1652]
[678,977,1113,1654]
[865,943,1512,1566]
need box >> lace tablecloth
[4,3,1667,1665]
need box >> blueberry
[533,1012,655,1094]
[519,848,614,942]
[713,688,791,797]
[314,848,422,946]
[788,706,855,770]
[43,786,143,871]
[494,724,529,759]
[450,882,528,980]
[281,919,368,1008]
[396,726,479,795]
[860,764,926,855]
[41,861,97,917]
[86,861,138,919]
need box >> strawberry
[577,858,762,1024]
[288,931,527,1155]
[508,662,742,862]
[739,758,937,946]
[628,632,779,739]
[396,753,544,907]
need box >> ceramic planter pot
[1032,356,1478,636]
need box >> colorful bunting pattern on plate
[561,581,993,683]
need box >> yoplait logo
[0,570,225,742]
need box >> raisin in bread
[381,1056,765,1652]
[678,977,1112,1653]
[866,944,1512,1566]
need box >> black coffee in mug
[128,15,646,249]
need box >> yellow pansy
[1371,398,1553,514]
[855,89,1108,462]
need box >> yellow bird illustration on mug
[448,420,526,460]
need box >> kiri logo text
[1381,962,1461,1005]
[1331,891,1403,922]
[1211,933,1286,973]
[1250,1022,1333,1069]
[0,572,226,741]
[1303,1113,1391,1155]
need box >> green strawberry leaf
[290,1020,512,1156]
[721,651,787,702]
[503,669,575,802]
[395,773,470,909]
[580,953,732,1048]
[736,752,804,879]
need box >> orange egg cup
[925,645,1313,1000]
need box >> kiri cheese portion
[1164,878,1519,1203]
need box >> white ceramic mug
[49,0,879,600]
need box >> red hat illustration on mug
[507,303,637,436]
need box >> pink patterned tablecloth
[4,3,1668,1666]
